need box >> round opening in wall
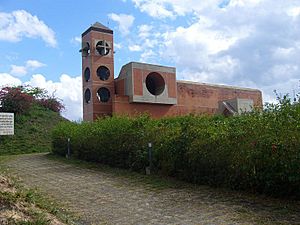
[84,67,90,82]
[97,66,110,81]
[146,72,165,96]
[96,40,110,56]
[97,87,110,102]
[84,88,91,103]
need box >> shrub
[36,97,64,113]
[52,102,300,198]
[0,86,34,114]
[0,85,64,114]
[52,115,154,170]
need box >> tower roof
[91,22,112,31]
[82,22,113,37]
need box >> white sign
[0,113,14,135]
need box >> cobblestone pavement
[3,154,300,225]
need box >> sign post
[66,138,71,159]
[0,113,14,136]
[145,142,153,175]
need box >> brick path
[3,154,300,225]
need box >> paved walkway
[2,154,300,225]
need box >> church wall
[112,81,262,118]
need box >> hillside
[0,105,67,155]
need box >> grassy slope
[0,156,79,225]
[0,105,66,155]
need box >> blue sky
[1,0,300,120]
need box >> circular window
[96,40,110,56]
[84,89,91,103]
[145,72,165,96]
[84,67,90,82]
[97,87,110,102]
[97,66,110,81]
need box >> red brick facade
[82,23,262,121]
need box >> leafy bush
[52,101,300,198]
[52,115,154,170]
[0,85,64,114]
[36,96,64,113]
[0,86,34,114]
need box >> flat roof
[177,80,261,92]
[128,61,175,70]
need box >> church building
[81,22,262,121]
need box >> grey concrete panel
[131,62,176,74]
[178,80,260,92]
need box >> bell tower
[81,22,114,121]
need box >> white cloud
[131,0,220,18]
[272,47,295,60]
[287,6,300,18]
[131,0,267,19]
[26,60,46,69]
[138,24,153,39]
[114,43,122,49]
[0,10,57,47]
[132,0,175,19]
[163,18,245,56]
[128,0,300,104]
[140,49,156,62]
[261,78,300,104]
[128,44,142,52]
[10,59,45,76]
[70,36,81,45]
[25,74,82,121]
[108,13,135,35]
[123,24,161,63]
[229,0,263,7]
[10,65,27,76]
[0,73,22,86]
[5,52,19,62]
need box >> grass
[0,186,78,225]
[0,105,66,156]
[0,190,50,225]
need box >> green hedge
[52,103,300,198]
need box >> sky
[0,0,300,120]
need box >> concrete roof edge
[129,61,176,70]
[177,80,261,92]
